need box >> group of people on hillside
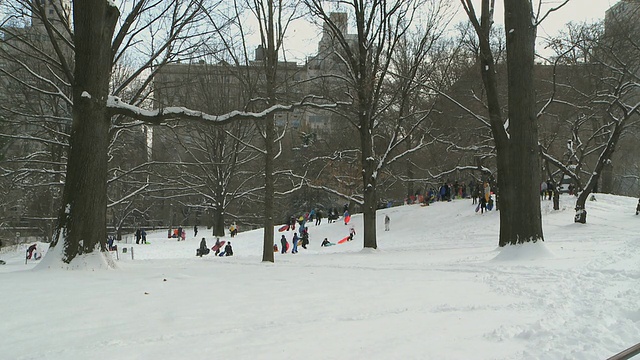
[197,237,233,257]
[168,226,187,241]
[278,227,310,254]
[405,180,495,206]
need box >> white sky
[3,192,639,359]
[280,0,619,63]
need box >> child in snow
[384,215,390,231]
[348,227,356,241]
[321,238,333,247]
[223,242,233,256]
[636,199,640,215]
[292,233,299,254]
[301,228,309,249]
[280,235,287,254]
[197,238,209,257]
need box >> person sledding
[348,226,356,241]
[197,238,210,257]
[321,238,334,247]
[636,198,640,215]
[224,242,233,256]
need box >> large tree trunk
[49,2,119,263]
[465,0,544,246]
[361,114,378,249]
[600,161,613,193]
[574,113,624,223]
[213,207,225,237]
[260,0,276,262]
[262,112,275,262]
[500,0,544,245]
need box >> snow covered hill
[1,193,639,359]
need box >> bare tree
[459,0,557,246]
[301,0,454,249]
[540,10,640,223]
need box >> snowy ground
[1,193,639,360]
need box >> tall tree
[302,0,453,249]
[461,0,546,246]
[540,10,640,223]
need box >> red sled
[337,236,350,244]
[211,240,226,252]
[344,215,351,224]
[278,225,289,232]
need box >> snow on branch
[107,95,349,126]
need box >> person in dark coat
[292,233,299,254]
[194,225,198,237]
[301,228,309,249]
[636,199,640,215]
[280,235,287,254]
[224,242,233,256]
[197,238,209,257]
[135,228,141,244]
[26,244,37,259]
[177,226,183,241]
[315,210,323,225]
[479,195,487,214]
[141,229,147,244]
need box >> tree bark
[260,0,276,262]
[49,1,119,263]
[500,0,544,245]
[361,112,378,249]
[463,0,544,246]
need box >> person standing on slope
[280,235,287,254]
[384,214,390,231]
[291,233,299,254]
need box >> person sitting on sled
[348,227,356,241]
[224,242,233,256]
[197,238,209,257]
[321,238,333,247]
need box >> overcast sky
[281,0,618,63]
